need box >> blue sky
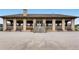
[0,9,79,24]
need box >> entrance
[34,20,46,33]
[36,20,43,26]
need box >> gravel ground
[0,32,79,50]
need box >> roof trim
[0,14,78,19]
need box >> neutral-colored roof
[0,14,78,19]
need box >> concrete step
[34,26,46,33]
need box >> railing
[16,26,33,31]
[56,26,62,31]
[46,25,72,31]
[5,25,72,31]
[46,26,52,32]
[46,26,52,29]
[7,26,13,31]
[66,26,72,31]
[26,26,33,31]
[16,26,23,31]
[6,26,33,31]
[26,26,33,28]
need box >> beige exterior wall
[23,19,26,31]
[71,19,75,31]
[52,19,56,31]
[3,19,7,31]
[62,19,65,31]
[13,19,16,31]
[43,19,46,27]
[33,19,36,29]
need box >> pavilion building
[0,10,78,32]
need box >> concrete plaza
[0,32,79,50]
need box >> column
[33,19,36,29]
[3,19,7,31]
[43,19,46,27]
[71,19,75,31]
[33,19,36,32]
[23,19,26,31]
[52,19,56,31]
[62,19,65,31]
[13,19,16,31]
[43,19,46,32]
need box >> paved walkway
[0,32,79,50]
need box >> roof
[0,14,78,19]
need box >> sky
[0,9,79,24]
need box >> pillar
[3,19,7,31]
[43,19,46,27]
[62,19,65,31]
[43,19,46,32]
[52,19,56,31]
[71,19,75,31]
[23,19,26,31]
[33,19,36,32]
[13,19,16,31]
[33,19,36,29]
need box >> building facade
[0,12,77,32]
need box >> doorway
[34,20,46,33]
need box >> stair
[33,25,46,33]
